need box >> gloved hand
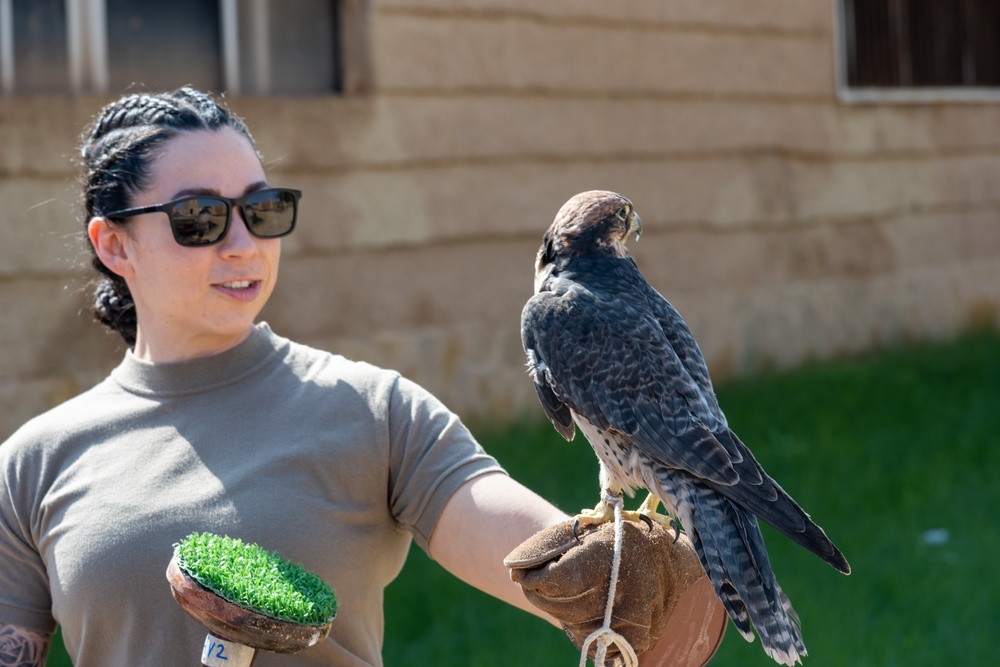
[504,518,722,666]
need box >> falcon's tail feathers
[716,430,851,575]
[758,481,851,576]
[663,469,808,666]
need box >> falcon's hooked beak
[627,209,642,242]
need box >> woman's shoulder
[280,337,450,413]
[264,326,446,412]
[1,375,122,459]
[282,337,403,391]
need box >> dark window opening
[11,0,69,93]
[107,0,223,92]
[843,0,1000,88]
[1,0,346,95]
[236,0,342,95]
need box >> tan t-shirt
[0,323,504,666]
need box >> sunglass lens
[243,190,297,238]
[169,198,228,246]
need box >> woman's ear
[87,217,134,278]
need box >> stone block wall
[2,1,1000,440]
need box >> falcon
[520,190,850,665]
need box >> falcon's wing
[636,267,724,424]
[521,278,740,487]
[524,269,844,560]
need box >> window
[0,0,343,95]
[237,0,341,95]
[1,0,69,93]
[836,0,1000,102]
[107,0,223,91]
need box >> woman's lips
[214,279,262,302]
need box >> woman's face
[116,127,281,361]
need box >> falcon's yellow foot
[572,500,616,535]
[572,491,678,539]
[635,493,684,542]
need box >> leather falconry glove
[504,519,726,667]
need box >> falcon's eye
[615,206,629,222]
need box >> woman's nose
[220,206,257,254]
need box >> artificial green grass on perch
[166,532,338,667]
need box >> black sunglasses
[105,188,302,247]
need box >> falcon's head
[534,190,642,291]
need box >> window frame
[833,0,1000,104]
[0,0,357,96]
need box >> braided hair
[80,87,257,345]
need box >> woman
[0,88,723,666]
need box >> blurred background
[1,0,998,665]
[4,0,1000,439]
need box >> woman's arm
[0,623,51,667]
[428,472,727,666]
[428,471,566,622]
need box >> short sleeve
[385,374,506,551]
[0,436,56,633]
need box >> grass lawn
[45,330,1000,665]
[382,330,1000,666]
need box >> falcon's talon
[574,501,669,537]
[571,493,628,538]
[669,518,683,543]
[629,493,686,540]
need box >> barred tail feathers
[657,469,807,666]
[716,429,851,575]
